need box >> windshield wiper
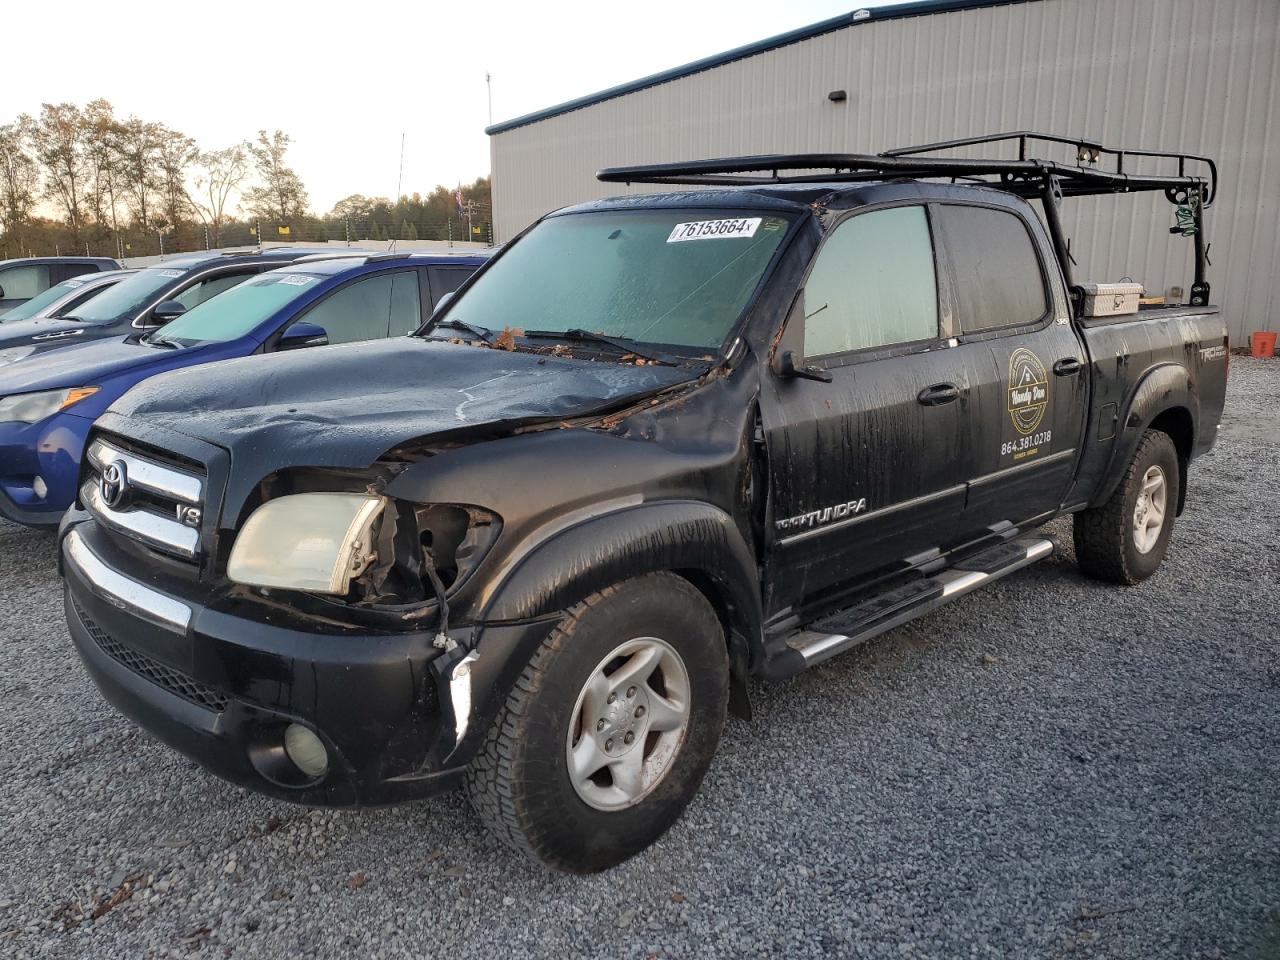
[522,328,690,366]
[142,332,180,349]
[431,318,494,343]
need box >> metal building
[487,0,1279,341]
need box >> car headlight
[228,493,386,594]
[0,386,99,424]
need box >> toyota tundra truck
[58,133,1227,873]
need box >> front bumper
[62,519,552,807]
[0,412,92,528]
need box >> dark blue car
[0,248,346,367]
[0,252,487,527]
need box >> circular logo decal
[1007,348,1049,435]
[100,461,129,509]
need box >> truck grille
[72,597,229,713]
[82,436,206,562]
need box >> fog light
[283,723,328,778]
[32,476,47,499]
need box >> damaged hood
[110,335,700,479]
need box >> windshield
[0,279,87,322]
[155,272,324,345]
[430,208,792,349]
[66,266,193,324]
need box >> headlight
[228,493,386,594]
[0,386,99,424]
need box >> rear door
[761,203,975,611]
[932,201,1088,528]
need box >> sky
[0,0,913,215]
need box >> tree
[82,99,123,240]
[243,129,308,221]
[191,144,250,248]
[329,193,383,221]
[27,103,90,237]
[111,116,163,229]
[155,126,199,229]
[400,219,418,241]
[0,124,39,243]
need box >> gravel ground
[1,358,1276,960]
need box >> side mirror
[152,299,187,323]
[432,291,455,315]
[775,349,832,383]
[279,321,328,351]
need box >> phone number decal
[1002,429,1053,459]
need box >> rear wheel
[1073,429,1181,584]
[466,572,728,873]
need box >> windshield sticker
[155,269,184,278]
[62,279,86,288]
[275,274,316,286]
[667,217,762,243]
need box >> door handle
[917,382,960,406]
[1053,357,1083,376]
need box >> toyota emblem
[100,461,129,509]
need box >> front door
[931,201,1088,528]
[761,203,976,614]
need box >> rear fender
[1091,363,1198,509]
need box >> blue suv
[0,252,487,527]
[0,248,347,367]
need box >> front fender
[1091,362,1198,508]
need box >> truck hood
[0,316,115,362]
[110,336,701,481]
[0,336,169,393]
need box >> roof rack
[597,131,1216,205]
[598,131,1216,307]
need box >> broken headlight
[361,501,502,605]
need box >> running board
[760,537,1055,679]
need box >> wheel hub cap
[1132,465,1168,555]
[566,637,691,811]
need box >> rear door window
[0,264,51,301]
[936,205,1049,333]
[802,205,940,357]
[427,266,476,307]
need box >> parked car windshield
[154,272,325,345]
[63,265,194,325]
[430,209,792,349]
[0,279,86,322]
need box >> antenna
[390,132,406,253]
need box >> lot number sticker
[667,218,761,243]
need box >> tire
[1073,429,1181,584]
[465,572,729,873]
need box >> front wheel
[1073,429,1181,584]
[466,572,729,873]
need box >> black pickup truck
[59,133,1227,873]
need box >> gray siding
[490,0,1279,340]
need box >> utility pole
[486,72,493,127]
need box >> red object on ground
[1250,331,1277,358]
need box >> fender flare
[480,499,763,648]
[1091,362,1199,509]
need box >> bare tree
[243,130,309,221]
[111,116,163,229]
[82,99,123,242]
[154,126,199,230]
[191,144,250,247]
[0,123,39,246]
[27,103,90,238]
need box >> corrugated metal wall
[490,0,1279,340]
